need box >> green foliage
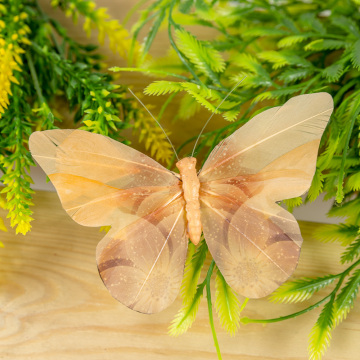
[215,269,241,336]
[0,0,143,234]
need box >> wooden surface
[0,191,359,360]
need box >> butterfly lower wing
[199,93,333,183]
[200,192,302,298]
[96,197,188,313]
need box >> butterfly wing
[199,93,333,298]
[29,129,187,313]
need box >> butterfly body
[176,157,202,245]
[29,92,334,314]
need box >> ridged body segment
[176,157,202,245]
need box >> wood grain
[0,191,359,359]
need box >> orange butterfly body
[29,93,334,314]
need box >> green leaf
[270,275,337,304]
[341,237,360,263]
[144,81,184,96]
[308,297,335,360]
[253,86,301,103]
[278,67,313,83]
[178,93,201,120]
[215,269,241,336]
[304,39,348,51]
[307,168,324,202]
[174,28,225,76]
[283,196,303,213]
[344,171,360,192]
[242,27,289,38]
[180,240,208,304]
[331,15,360,38]
[259,50,311,69]
[333,269,360,324]
[313,223,360,245]
[277,34,310,48]
[169,282,205,336]
[350,39,360,70]
[322,62,345,82]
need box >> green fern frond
[144,81,183,96]
[180,240,208,304]
[308,298,335,360]
[178,93,201,120]
[341,237,360,263]
[322,62,345,82]
[231,53,269,77]
[283,196,303,213]
[222,108,240,122]
[259,50,310,69]
[304,39,349,51]
[215,269,240,336]
[253,86,301,103]
[307,168,324,202]
[242,27,289,38]
[333,269,360,325]
[169,282,205,336]
[350,39,360,70]
[344,171,360,192]
[277,67,313,83]
[174,28,225,76]
[313,223,359,245]
[327,198,360,222]
[270,275,337,304]
[277,34,310,48]
[331,15,360,37]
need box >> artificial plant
[112,0,360,359]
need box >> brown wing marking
[200,193,302,298]
[96,197,188,314]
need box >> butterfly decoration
[29,92,333,314]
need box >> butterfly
[29,92,333,314]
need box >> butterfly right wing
[29,129,188,313]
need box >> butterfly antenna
[128,88,180,162]
[191,77,246,157]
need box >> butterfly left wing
[199,93,334,298]
[29,129,188,313]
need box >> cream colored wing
[199,93,334,297]
[199,93,333,183]
[96,197,188,313]
[29,129,181,228]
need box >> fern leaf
[270,275,337,304]
[277,34,310,48]
[283,196,303,213]
[304,39,349,51]
[313,223,359,245]
[253,86,301,103]
[215,269,241,336]
[259,50,310,69]
[178,93,201,120]
[175,28,225,76]
[331,15,360,37]
[322,62,345,82]
[231,53,270,78]
[350,39,360,70]
[333,269,360,324]
[222,108,240,122]
[307,168,324,202]
[344,171,360,192]
[180,240,208,304]
[278,67,313,83]
[341,237,360,263]
[242,27,289,38]
[169,282,205,336]
[328,198,360,222]
[308,298,335,360]
[144,81,183,96]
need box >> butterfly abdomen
[176,157,202,245]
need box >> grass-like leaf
[270,275,337,304]
[180,240,208,304]
[215,269,240,336]
[313,223,359,245]
[308,297,335,360]
[333,269,360,324]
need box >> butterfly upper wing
[199,93,334,298]
[29,129,187,313]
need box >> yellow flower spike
[90,91,96,96]
[11,33,18,41]
[97,106,103,114]
[19,12,28,19]
[105,101,111,107]
[13,15,19,22]
[101,89,110,97]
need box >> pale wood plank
[0,191,359,359]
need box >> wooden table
[0,191,359,359]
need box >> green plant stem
[26,51,46,105]
[206,260,222,360]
